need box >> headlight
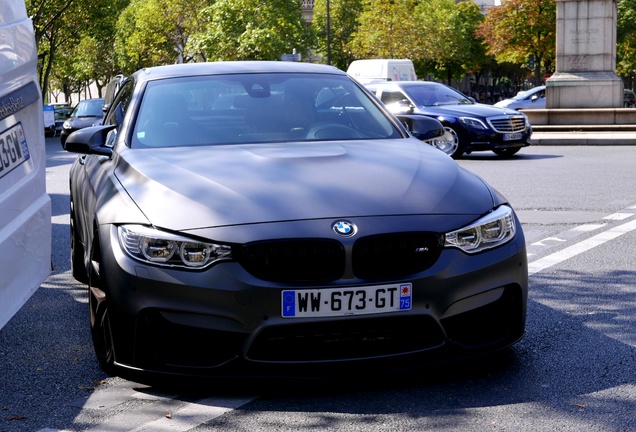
[458,117,488,130]
[62,120,72,129]
[118,225,232,269]
[444,205,516,253]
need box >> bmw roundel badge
[332,220,357,237]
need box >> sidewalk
[530,131,636,145]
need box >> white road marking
[568,223,606,232]
[528,218,636,275]
[130,397,256,432]
[531,237,566,247]
[603,212,634,221]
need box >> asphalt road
[1,140,635,432]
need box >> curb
[530,132,636,145]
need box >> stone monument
[546,0,622,108]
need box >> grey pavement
[531,131,636,145]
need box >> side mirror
[396,114,445,141]
[63,124,116,156]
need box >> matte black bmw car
[64,61,528,380]
[366,81,532,158]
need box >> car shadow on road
[167,268,636,430]
[5,266,633,431]
[459,152,563,161]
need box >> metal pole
[326,0,332,65]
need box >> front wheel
[427,127,463,158]
[492,147,521,157]
[88,240,115,374]
[70,199,88,283]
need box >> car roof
[527,86,546,92]
[366,81,444,90]
[132,61,346,83]
[368,81,438,86]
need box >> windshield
[404,84,473,107]
[71,99,104,118]
[512,88,544,101]
[132,73,402,148]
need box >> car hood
[114,139,496,231]
[419,103,519,118]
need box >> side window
[103,79,133,128]
[380,90,408,105]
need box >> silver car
[64,61,528,380]
[494,86,546,111]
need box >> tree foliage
[27,0,128,101]
[415,0,488,83]
[33,0,636,103]
[477,0,556,83]
[617,0,636,77]
[193,0,314,61]
[115,0,209,73]
[348,0,425,61]
[342,0,487,82]
[312,0,363,70]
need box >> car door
[72,79,135,257]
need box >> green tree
[617,0,636,78]
[477,0,556,85]
[348,0,425,61]
[63,0,128,100]
[27,0,129,101]
[193,0,314,61]
[312,0,363,70]
[346,0,488,83]
[27,0,79,99]
[115,0,209,73]
[416,0,488,84]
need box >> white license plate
[503,132,522,141]
[0,123,30,179]
[282,283,412,318]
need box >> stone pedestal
[546,0,622,108]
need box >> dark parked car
[624,89,635,108]
[59,98,104,146]
[366,81,532,158]
[54,105,73,136]
[63,61,527,380]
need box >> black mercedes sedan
[63,61,528,380]
[366,81,532,158]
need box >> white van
[0,1,52,329]
[346,59,417,84]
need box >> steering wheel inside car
[305,123,364,140]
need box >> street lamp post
[326,0,331,65]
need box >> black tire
[492,147,521,157]
[88,239,115,374]
[70,199,89,283]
